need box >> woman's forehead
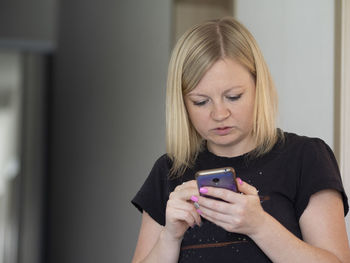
[189,59,253,93]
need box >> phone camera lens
[212,178,219,183]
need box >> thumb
[236,178,259,196]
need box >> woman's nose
[210,103,230,121]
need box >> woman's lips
[213,126,233,136]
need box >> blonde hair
[166,17,280,177]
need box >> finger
[172,181,200,202]
[168,199,202,227]
[197,195,233,215]
[167,207,196,227]
[236,178,259,196]
[174,180,198,192]
[198,201,245,233]
[192,206,202,226]
[198,186,241,203]
[189,199,202,226]
[170,189,200,204]
[198,209,233,231]
[197,202,232,223]
[168,198,202,226]
[184,180,198,188]
[181,201,202,227]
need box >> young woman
[131,17,350,263]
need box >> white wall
[235,0,335,148]
[235,0,350,236]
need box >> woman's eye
[193,100,208,106]
[227,94,242,101]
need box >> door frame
[339,0,350,195]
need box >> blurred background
[0,0,349,262]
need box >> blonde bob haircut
[166,17,280,177]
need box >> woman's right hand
[163,180,202,241]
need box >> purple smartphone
[195,167,238,198]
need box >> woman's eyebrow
[223,86,244,93]
[187,93,208,97]
[188,86,244,97]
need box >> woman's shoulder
[149,154,173,175]
[280,131,330,150]
[154,153,173,166]
[271,131,334,160]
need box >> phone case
[195,167,238,194]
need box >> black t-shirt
[132,132,349,263]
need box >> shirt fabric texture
[132,132,349,263]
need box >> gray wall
[0,0,56,42]
[48,1,171,262]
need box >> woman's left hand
[195,178,268,236]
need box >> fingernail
[199,187,208,194]
[191,195,198,202]
[196,209,202,215]
[237,178,243,185]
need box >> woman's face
[184,58,256,157]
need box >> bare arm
[300,190,350,262]
[250,190,350,262]
[132,181,201,263]
[197,180,350,263]
[131,212,181,263]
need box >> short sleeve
[131,155,172,226]
[295,138,349,219]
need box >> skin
[185,58,256,158]
[132,58,350,263]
